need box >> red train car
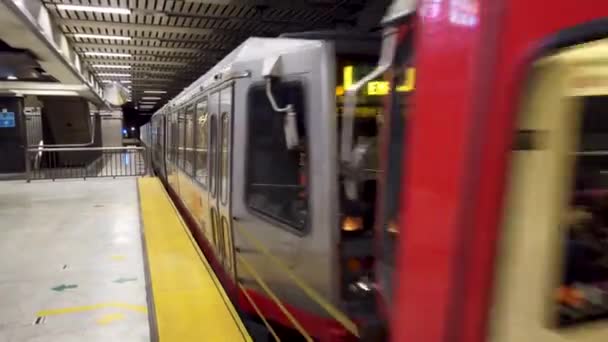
[362,0,608,341]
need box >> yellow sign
[340,66,416,96]
[367,81,390,95]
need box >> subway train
[142,0,608,341]
[367,1,608,342]
[140,26,398,340]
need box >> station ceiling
[41,0,390,112]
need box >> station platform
[0,177,251,342]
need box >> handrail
[26,145,150,181]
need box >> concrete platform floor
[0,178,150,342]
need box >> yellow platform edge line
[37,302,147,317]
[137,176,252,342]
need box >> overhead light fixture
[143,90,166,94]
[139,102,157,105]
[98,73,131,77]
[10,90,80,96]
[84,52,131,57]
[56,4,131,15]
[102,80,131,84]
[73,34,131,41]
[7,75,17,80]
[93,64,131,69]
[141,96,161,100]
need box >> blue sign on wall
[0,112,15,128]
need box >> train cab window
[195,99,209,187]
[337,59,383,235]
[184,105,195,176]
[245,81,308,231]
[336,55,407,235]
[336,40,413,303]
[489,38,608,341]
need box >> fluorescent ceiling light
[73,34,131,41]
[7,75,17,80]
[84,52,131,57]
[139,102,157,105]
[143,90,166,94]
[56,4,131,15]
[11,90,80,96]
[98,73,130,77]
[102,80,131,84]
[93,64,131,69]
[141,96,161,100]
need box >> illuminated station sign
[336,66,416,96]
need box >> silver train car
[140,33,387,340]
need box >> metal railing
[26,146,150,181]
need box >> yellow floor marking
[37,302,147,317]
[96,312,126,325]
[138,177,251,342]
[111,255,126,261]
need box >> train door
[159,114,166,178]
[194,98,212,243]
[208,87,236,282]
[219,85,236,282]
[168,110,179,192]
[488,40,608,342]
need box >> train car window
[166,112,172,162]
[155,117,163,165]
[556,96,608,328]
[184,105,195,176]
[209,92,219,197]
[166,113,172,163]
[245,81,308,232]
[220,113,230,204]
[172,111,179,163]
[488,38,608,342]
[195,99,209,187]
[177,110,186,170]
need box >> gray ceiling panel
[41,0,390,103]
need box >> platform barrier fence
[26,146,150,181]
